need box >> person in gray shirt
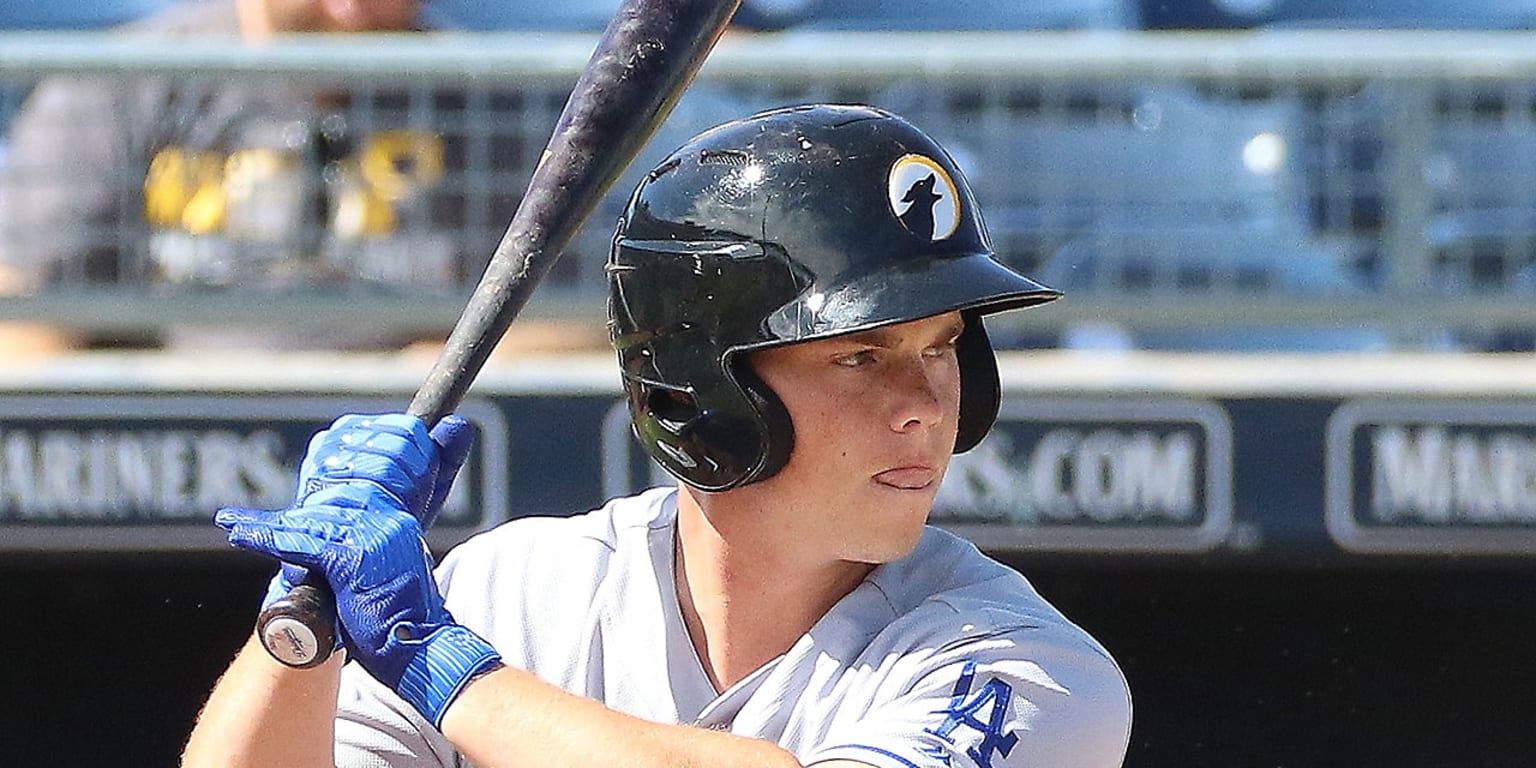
[0,0,434,350]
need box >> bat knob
[257,581,337,669]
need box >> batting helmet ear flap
[630,381,771,492]
[954,312,1002,453]
[729,354,795,486]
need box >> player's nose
[887,356,949,435]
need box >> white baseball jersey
[335,487,1132,767]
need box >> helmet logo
[888,154,961,242]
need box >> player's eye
[922,336,960,358]
[834,349,878,367]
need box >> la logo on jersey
[922,661,1019,768]
[888,154,961,242]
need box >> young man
[183,104,1133,768]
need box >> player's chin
[853,502,933,563]
[846,525,927,565]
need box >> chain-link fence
[2,31,1534,349]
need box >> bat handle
[256,576,337,668]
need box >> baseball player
[182,104,1133,768]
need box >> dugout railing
[2,31,1535,350]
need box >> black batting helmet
[608,104,1059,491]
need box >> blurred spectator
[0,0,784,356]
[0,0,449,352]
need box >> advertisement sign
[934,397,1234,552]
[603,396,1235,553]
[0,396,508,551]
[1326,399,1536,554]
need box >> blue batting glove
[217,481,500,727]
[252,413,476,640]
[256,412,476,609]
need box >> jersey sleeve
[801,624,1132,768]
[335,661,463,768]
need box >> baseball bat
[256,0,743,668]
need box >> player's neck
[674,487,873,692]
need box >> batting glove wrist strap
[396,624,503,727]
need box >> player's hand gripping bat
[255,0,743,668]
